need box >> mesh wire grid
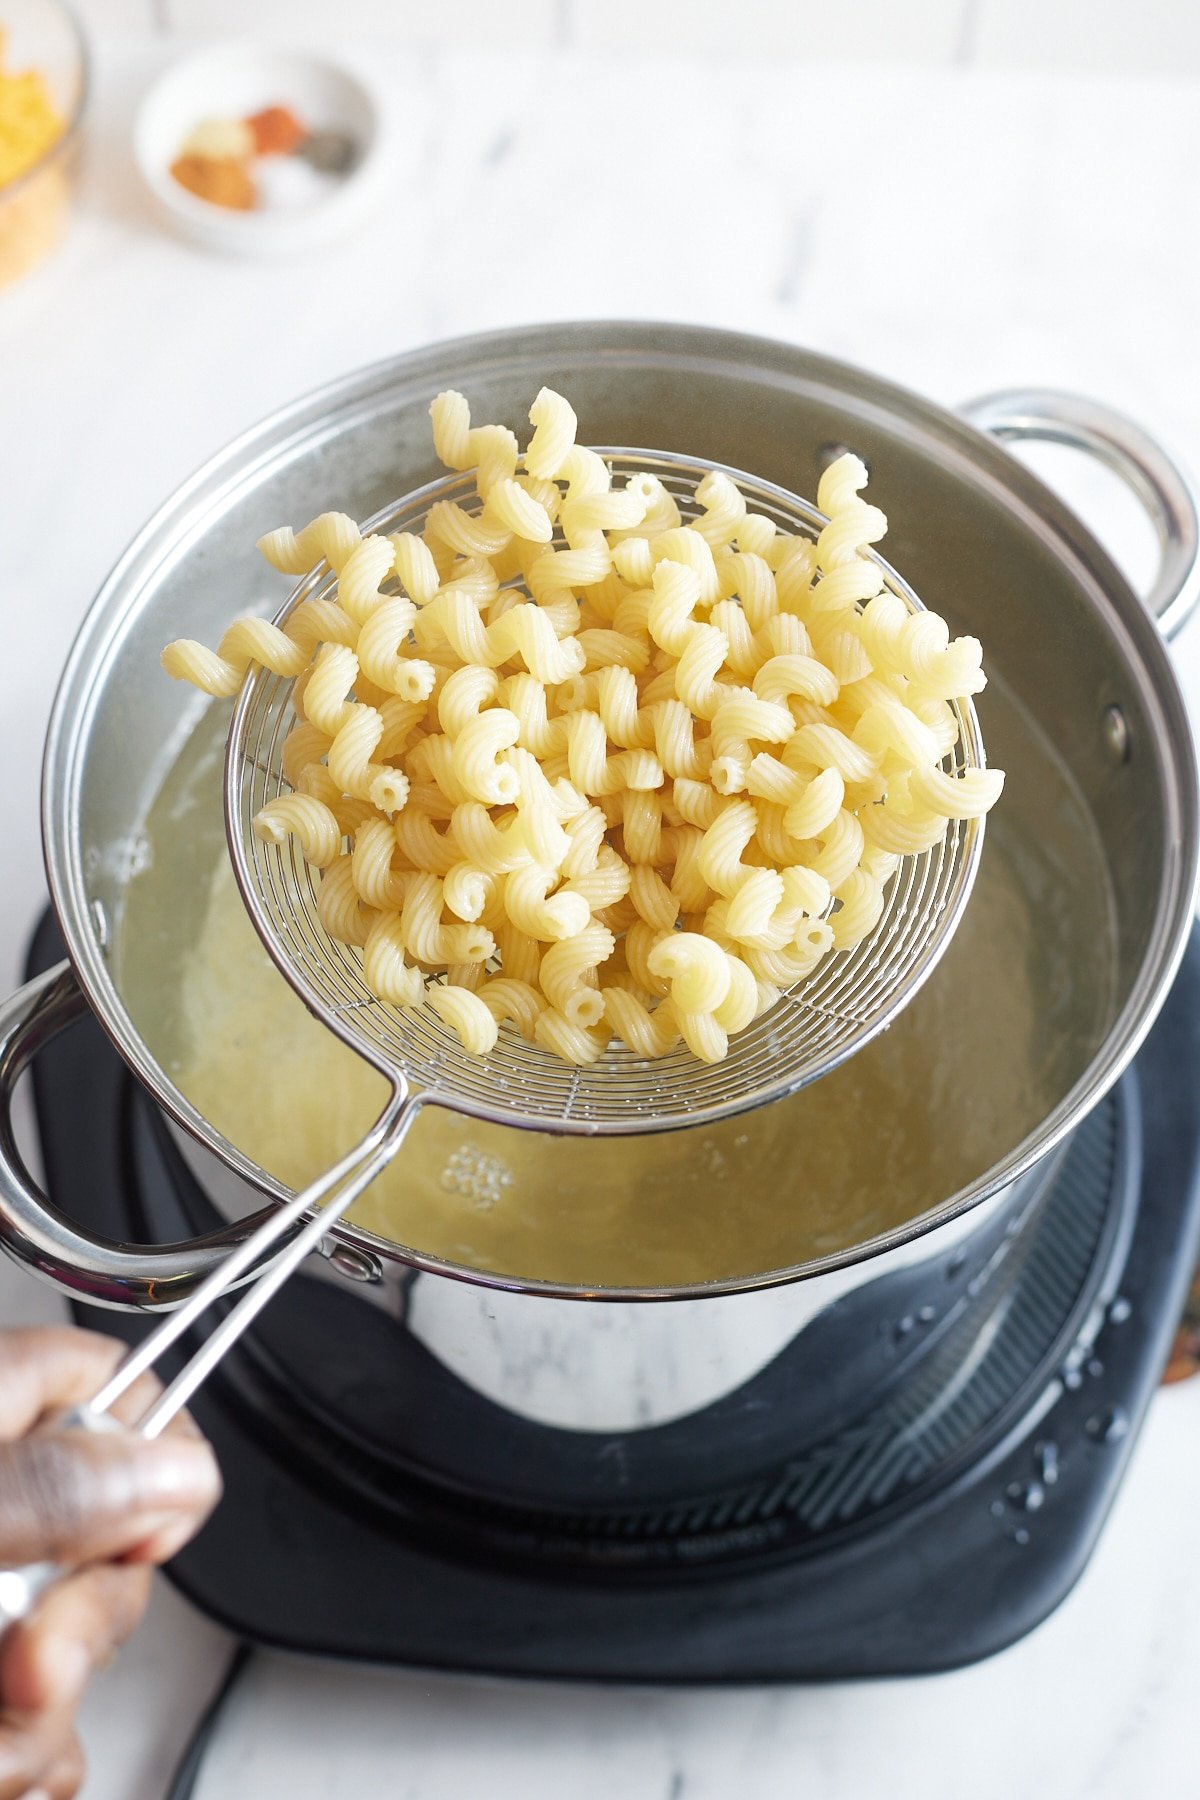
[225,451,986,1136]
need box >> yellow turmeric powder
[0,27,63,190]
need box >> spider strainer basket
[225,451,989,1138]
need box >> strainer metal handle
[0,1086,407,1641]
[961,388,1200,642]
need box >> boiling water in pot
[117,676,1116,1289]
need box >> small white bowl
[134,42,393,256]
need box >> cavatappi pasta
[162,386,1004,1065]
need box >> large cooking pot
[0,324,1197,1436]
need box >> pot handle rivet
[1102,705,1131,764]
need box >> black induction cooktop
[23,911,1200,1681]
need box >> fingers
[0,1332,127,1442]
[0,1428,221,1568]
[0,1565,150,1716]
[0,1710,81,1800]
[40,1728,85,1798]
[0,1326,205,1446]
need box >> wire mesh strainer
[0,449,992,1632]
[225,450,988,1139]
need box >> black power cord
[162,1642,254,1800]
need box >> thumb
[0,1428,221,1568]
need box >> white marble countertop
[4,25,1200,1799]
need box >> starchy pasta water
[162,388,1004,1066]
[117,680,1113,1289]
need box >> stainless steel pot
[0,326,1196,1433]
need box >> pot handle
[0,960,289,1311]
[959,388,1200,641]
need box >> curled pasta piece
[621,790,664,864]
[317,856,374,948]
[500,673,569,757]
[830,870,886,951]
[450,802,534,876]
[352,816,410,909]
[285,596,358,654]
[775,536,819,613]
[395,807,459,878]
[647,932,732,1014]
[252,794,342,867]
[468,424,521,496]
[717,550,775,630]
[427,983,500,1054]
[674,623,734,721]
[753,653,839,710]
[697,798,758,896]
[504,865,591,942]
[281,721,331,788]
[561,483,648,540]
[724,869,786,944]
[852,703,940,769]
[478,977,546,1041]
[650,528,719,605]
[487,604,586,683]
[785,722,879,786]
[714,954,759,1033]
[258,510,361,576]
[526,387,578,480]
[526,544,612,603]
[300,642,358,737]
[533,1007,608,1065]
[452,710,522,805]
[362,913,424,1007]
[629,863,679,932]
[860,803,949,857]
[647,559,702,656]
[442,860,494,922]
[709,696,794,795]
[561,845,632,912]
[539,921,616,1021]
[908,765,1005,819]
[336,535,396,627]
[603,989,680,1058]
[391,532,442,605]
[429,390,472,470]
[161,619,308,697]
[400,872,494,965]
[808,810,868,888]
[483,478,554,544]
[437,664,500,737]
[675,1009,728,1065]
[426,499,511,560]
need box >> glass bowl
[0,0,88,289]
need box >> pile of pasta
[162,387,1004,1066]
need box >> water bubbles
[1035,1440,1059,1486]
[1013,1527,1031,1547]
[917,1305,936,1325]
[1087,1357,1104,1379]
[1107,1296,1133,1326]
[439,1144,516,1211]
[1062,1366,1084,1391]
[1085,1407,1129,1446]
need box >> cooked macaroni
[162,386,1004,1064]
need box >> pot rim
[40,321,1200,1300]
